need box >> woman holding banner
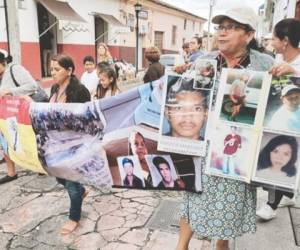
[0,49,38,185]
[256,18,300,221]
[49,54,90,235]
[176,7,274,250]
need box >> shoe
[256,204,276,220]
[278,196,296,207]
[0,174,18,184]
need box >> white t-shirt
[275,53,300,77]
[80,69,99,94]
[256,167,296,187]
[268,105,300,133]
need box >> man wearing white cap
[268,84,300,132]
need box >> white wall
[60,0,121,45]
[273,0,297,27]
[0,4,7,42]
[18,0,39,42]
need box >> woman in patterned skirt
[176,6,274,250]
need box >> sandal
[60,220,79,235]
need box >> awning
[91,12,125,27]
[37,0,86,22]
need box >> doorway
[37,3,57,77]
[95,16,108,62]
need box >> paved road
[0,164,299,250]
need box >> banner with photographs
[207,69,300,192]
[0,80,202,192]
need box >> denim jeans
[56,178,85,222]
[267,190,294,210]
[222,155,235,174]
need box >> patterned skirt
[181,173,256,239]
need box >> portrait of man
[163,77,209,141]
[121,157,144,188]
[152,155,181,189]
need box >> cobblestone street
[0,165,209,250]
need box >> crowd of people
[0,4,299,250]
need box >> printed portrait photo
[161,76,211,141]
[145,155,181,189]
[263,76,300,134]
[117,155,145,188]
[207,124,254,182]
[253,131,300,189]
[193,59,217,89]
[219,69,265,125]
[102,125,200,192]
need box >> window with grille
[154,31,164,51]
[172,25,177,45]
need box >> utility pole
[4,0,21,64]
[207,0,216,51]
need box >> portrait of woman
[256,134,298,185]
[128,130,153,186]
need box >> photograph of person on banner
[162,77,209,141]
[207,123,253,182]
[254,132,299,189]
[220,69,264,124]
[193,59,217,89]
[117,156,144,188]
[264,84,300,133]
[146,155,184,189]
[128,130,152,186]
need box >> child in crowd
[94,66,120,99]
[80,56,99,95]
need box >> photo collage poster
[207,69,300,191]
[101,124,202,192]
[252,75,300,191]
[158,59,217,157]
[206,68,269,182]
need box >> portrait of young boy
[162,77,210,141]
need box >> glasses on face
[167,104,206,116]
[214,24,247,32]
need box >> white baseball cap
[281,84,300,97]
[0,49,8,58]
[212,6,258,31]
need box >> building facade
[262,0,300,36]
[0,0,205,79]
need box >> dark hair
[83,55,95,64]
[166,77,209,108]
[145,46,161,63]
[182,42,189,49]
[192,37,202,45]
[152,156,170,171]
[51,54,81,94]
[96,61,110,74]
[274,18,300,48]
[258,135,298,177]
[122,157,134,167]
[95,66,119,99]
[0,51,13,65]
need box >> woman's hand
[0,90,12,97]
[269,62,295,76]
